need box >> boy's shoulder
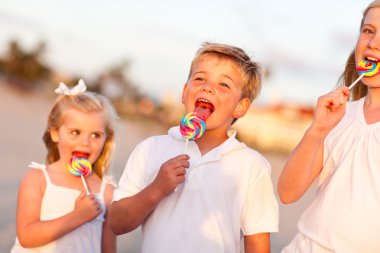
[223,138,270,170]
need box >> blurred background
[0,0,371,252]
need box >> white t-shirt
[282,98,380,253]
[113,127,279,253]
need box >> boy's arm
[277,87,349,204]
[16,170,101,248]
[109,155,189,235]
[244,233,270,253]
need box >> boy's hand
[73,191,102,223]
[311,87,350,135]
[152,154,190,196]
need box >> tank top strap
[99,175,116,200]
[28,161,51,185]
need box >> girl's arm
[277,87,350,204]
[109,154,189,235]
[102,184,116,253]
[244,233,270,253]
[16,169,102,248]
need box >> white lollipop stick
[183,139,189,154]
[348,73,365,90]
[81,175,90,195]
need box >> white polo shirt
[114,127,279,253]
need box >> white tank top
[11,162,111,253]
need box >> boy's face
[182,54,250,131]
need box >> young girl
[278,1,380,252]
[11,80,117,253]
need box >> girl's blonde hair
[339,0,380,100]
[42,92,117,178]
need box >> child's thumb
[78,190,87,199]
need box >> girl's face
[356,7,380,86]
[50,108,107,165]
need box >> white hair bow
[54,79,87,96]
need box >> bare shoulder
[18,168,46,199]
[20,168,46,189]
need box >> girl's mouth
[72,151,90,159]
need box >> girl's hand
[311,87,350,135]
[152,154,190,196]
[73,191,102,223]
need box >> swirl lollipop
[67,156,92,194]
[180,112,207,154]
[349,59,380,90]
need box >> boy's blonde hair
[188,42,261,102]
[42,92,117,178]
[339,0,380,100]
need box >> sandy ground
[0,85,316,253]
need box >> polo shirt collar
[168,126,246,157]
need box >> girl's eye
[71,130,80,135]
[362,27,374,34]
[194,77,205,82]
[91,132,102,139]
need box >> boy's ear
[181,83,188,104]
[50,129,59,143]
[232,98,251,119]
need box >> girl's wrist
[306,124,330,140]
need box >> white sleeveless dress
[11,162,113,253]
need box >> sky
[0,0,371,106]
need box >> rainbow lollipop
[349,59,380,90]
[180,112,206,141]
[67,156,92,194]
[180,112,206,153]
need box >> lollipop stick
[348,73,365,90]
[81,175,90,195]
[183,139,189,154]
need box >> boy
[109,42,279,253]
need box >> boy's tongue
[194,105,212,122]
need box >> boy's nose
[201,83,215,94]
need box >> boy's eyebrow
[193,71,236,83]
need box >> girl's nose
[80,135,90,146]
[369,33,380,50]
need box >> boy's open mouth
[194,98,214,121]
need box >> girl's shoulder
[20,166,47,194]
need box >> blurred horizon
[0,0,372,106]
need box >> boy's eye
[194,77,205,82]
[219,82,230,89]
